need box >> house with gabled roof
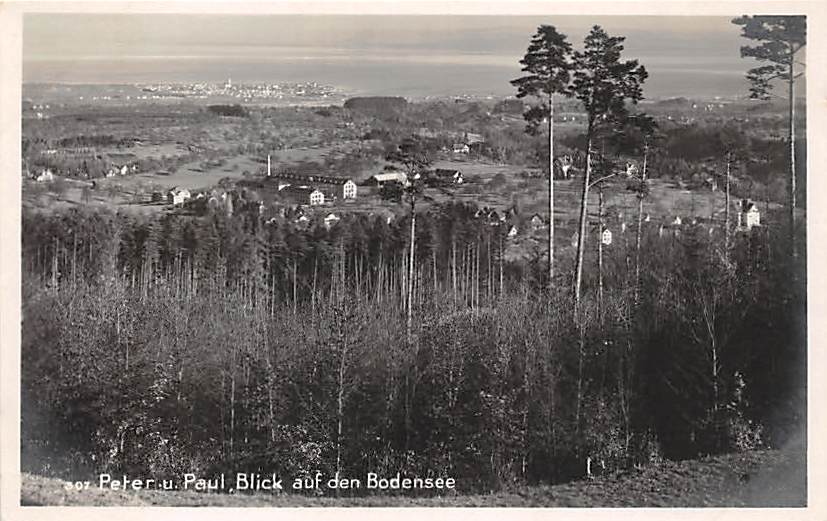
[366,171,408,187]
[530,214,545,231]
[279,186,325,206]
[35,169,54,182]
[738,199,760,230]
[426,168,464,186]
[167,187,191,206]
[324,213,341,230]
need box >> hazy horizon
[23,14,774,99]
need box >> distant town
[140,79,343,102]
[22,80,350,108]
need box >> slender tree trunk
[575,323,585,451]
[376,251,383,303]
[597,189,604,322]
[487,235,492,303]
[452,236,457,304]
[407,199,416,343]
[725,152,732,262]
[71,233,77,290]
[463,245,469,306]
[521,338,533,477]
[788,59,797,260]
[339,243,345,297]
[312,255,318,314]
[267,358,276,443]
[574,130,594,315]
[432,250,437,297]
[548,99,555,289]
[474,241,480,309]
[634,145,648,306]
[292,257,298,315]
[229,374,236,459]
[499,232,504,297]
[52,236,58,292]
[335,337,347,492]
[573,127,593,456]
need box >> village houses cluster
[31,140,761,239]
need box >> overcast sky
[23,14,768,98]
[25,14,744,59]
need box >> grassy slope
[20,447,805,507]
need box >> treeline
[344,97,408,115]
[207,104,250,118]
[21,203,805,494]
[56,134,135,149]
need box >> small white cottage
[738,199,760,230]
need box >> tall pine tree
[732,15,806,259]
[511,26,573,289]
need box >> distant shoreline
[22,82,789,106]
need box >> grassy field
[19,446,805,507]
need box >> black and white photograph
[1,0,823,514]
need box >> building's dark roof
[269,172,353,185]
[280,185,322,195]
[433,168,462,177]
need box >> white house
[601,229,613,245]
[487,210,503,224]
[369,171,408,187]
[530,214,545,231]
[464,132,485,145]
[324,213,341,229]
[309,189,325,206]
[452,143,470,154]
[167,188,191,206]
[738,199,760,230]
[706,177,719,191]
[432,168,464,185]
[557,155,574,179]
[342,179,357,199]
[35,169,54,182]
[280,185,326,206]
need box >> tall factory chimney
[267,154,271,177]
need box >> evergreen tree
[511,25,573,288]
[732,15,806,260]
[570,26,648,312]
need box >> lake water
[24,55,751,100]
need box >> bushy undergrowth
[21,205,805,494]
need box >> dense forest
[21,198,805,494]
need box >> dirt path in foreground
[19,446,805,507]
